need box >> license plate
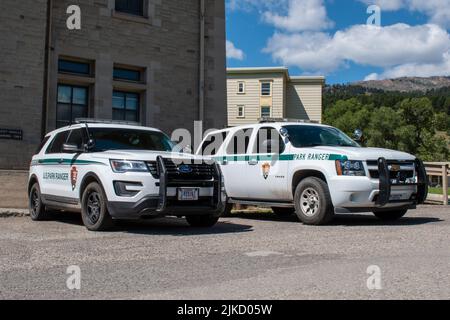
[178,188,199,201]
[390,194,404,201]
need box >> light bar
[75,118,141,126]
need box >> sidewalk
[0,170,28,209]
[427,193,450,205]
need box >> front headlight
[335,160,366,176]
[110,160,149,173]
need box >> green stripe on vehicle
[36,159,106,166]
[214,153,348,163]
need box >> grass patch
[429,187,450,195]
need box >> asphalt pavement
[0,205,449,300]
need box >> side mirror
[279,127,289,138]
[353,129,363,142]
[63,143,84,153]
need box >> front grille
[367,160,415,182]
[146,159,216,181]
[146,161,159,178]
[164,158,215,181]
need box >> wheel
[29,183,51,221]
[272,207,295,216]
[373,209,408,221]
[81,182,113,231]
[294,177,334,225]
[186,215,219,228]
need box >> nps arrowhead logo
[262,163,271,180]
[70,166,78,191]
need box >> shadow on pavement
[231,212,443,227]
[48,211,254,236]
[330,214,443,227]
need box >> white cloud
[263,0,334,32]
[226,40,245,60]
[227,0,333,31]
[365,53,450,80]
[359,0,450,28]
[263,23,450,76]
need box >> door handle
[248,160,258,166]
[58,158,64,164]
[221,159,228,166]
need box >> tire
[81,182,113,231]
[29,183,51,221]
[186,215,219,228]
[373,209,408,221]
[294,177,334,225]
[221,201,233,217]
[272,207,295,216]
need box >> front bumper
[107,156,225,219]
[330,158,428,211]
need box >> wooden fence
[424,162,449,206]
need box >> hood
[296,146,416,161]
[90,150,205,162]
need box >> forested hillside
[323,84,450,161]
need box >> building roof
[227,67,325,84]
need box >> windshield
[89,128,175,152]
[284,125,360,148]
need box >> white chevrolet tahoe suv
[196,120,428,225]
[28,120,225,231]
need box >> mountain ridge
[350,76,450,93]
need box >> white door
[218,128,254,199]
[245,127,290,201]
[39,130,73,198]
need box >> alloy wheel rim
[87,192,101,224]
[300,188,320,217]
[31,190,39,216]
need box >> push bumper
[330,158,428,212]
[107,156,225,219]
[375,157,428,207]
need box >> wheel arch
[28,174,39,195]
[79,172,103,199]
[291,169,328,197]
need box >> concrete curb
[0,209,29,218]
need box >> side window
[46,131,70,154]
[226,129,253,155]
[66,129,88,150]
[254,127,285,154]
[35,136,51,155]
[199,132,228,156]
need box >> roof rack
[74,118,141,126]
[258,117,319,124]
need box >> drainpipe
[199,0,205,123]
[41,0,53,139]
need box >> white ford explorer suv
[196,119,428,225]
[28,120,225,231]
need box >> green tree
[366,107,402,150]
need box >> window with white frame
[237,105,245,118]
[261,106,271,118]
[261,82,271,96]
[237,82,245,94]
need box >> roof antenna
[83,121,95,151]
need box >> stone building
[227,67,324,127]
[0,0,226,169]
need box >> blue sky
[225,0,450,84]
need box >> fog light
[113,181,143,197]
